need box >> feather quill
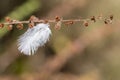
[18,23,51,55]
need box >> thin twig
[2,19,85,25]
[0,15,113,29]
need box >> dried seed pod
[29,15,35,21]
[29,15,39,22]
[104,19,108,24]
[29,21,35,28]
[104,21,108,24]
[0,23,4,28]
[5,17,11,22]
[83,20,89,27]
[91,16,96,22]
[17,23,24,30]
[55,16,60,22]
[55,21,62,30]
[55,16,62,30]
[110,15,113,20]
[84,23,89,27]
[7,25,13,30]
[44,20,48,24]
[104,19,113,24]
[29,15,36,28]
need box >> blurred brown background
[0,0,120,80]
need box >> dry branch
[0,15,113,30]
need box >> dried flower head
[55,16,62,30]
[104,20,108,24]
[110,15,113,20]
[55,21,62,30]
[29,15,39,21]
[91,16,96,22]
[17,23,24,30]
[7,25,13,30]
[0,23,4,28]
[83,20,89,27]
[55,16,60,22]
[28,21,35,28]
[5,17,12,22]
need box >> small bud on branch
[91,16,96,22]
[83,20,89,27]
[7,25,13,30]
[0,23,4,28]
[17,23,23,30]
[110,15,113,20]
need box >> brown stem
[2,19,86,25]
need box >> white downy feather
[18,23,51,55]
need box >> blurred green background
[0,0,120,80]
